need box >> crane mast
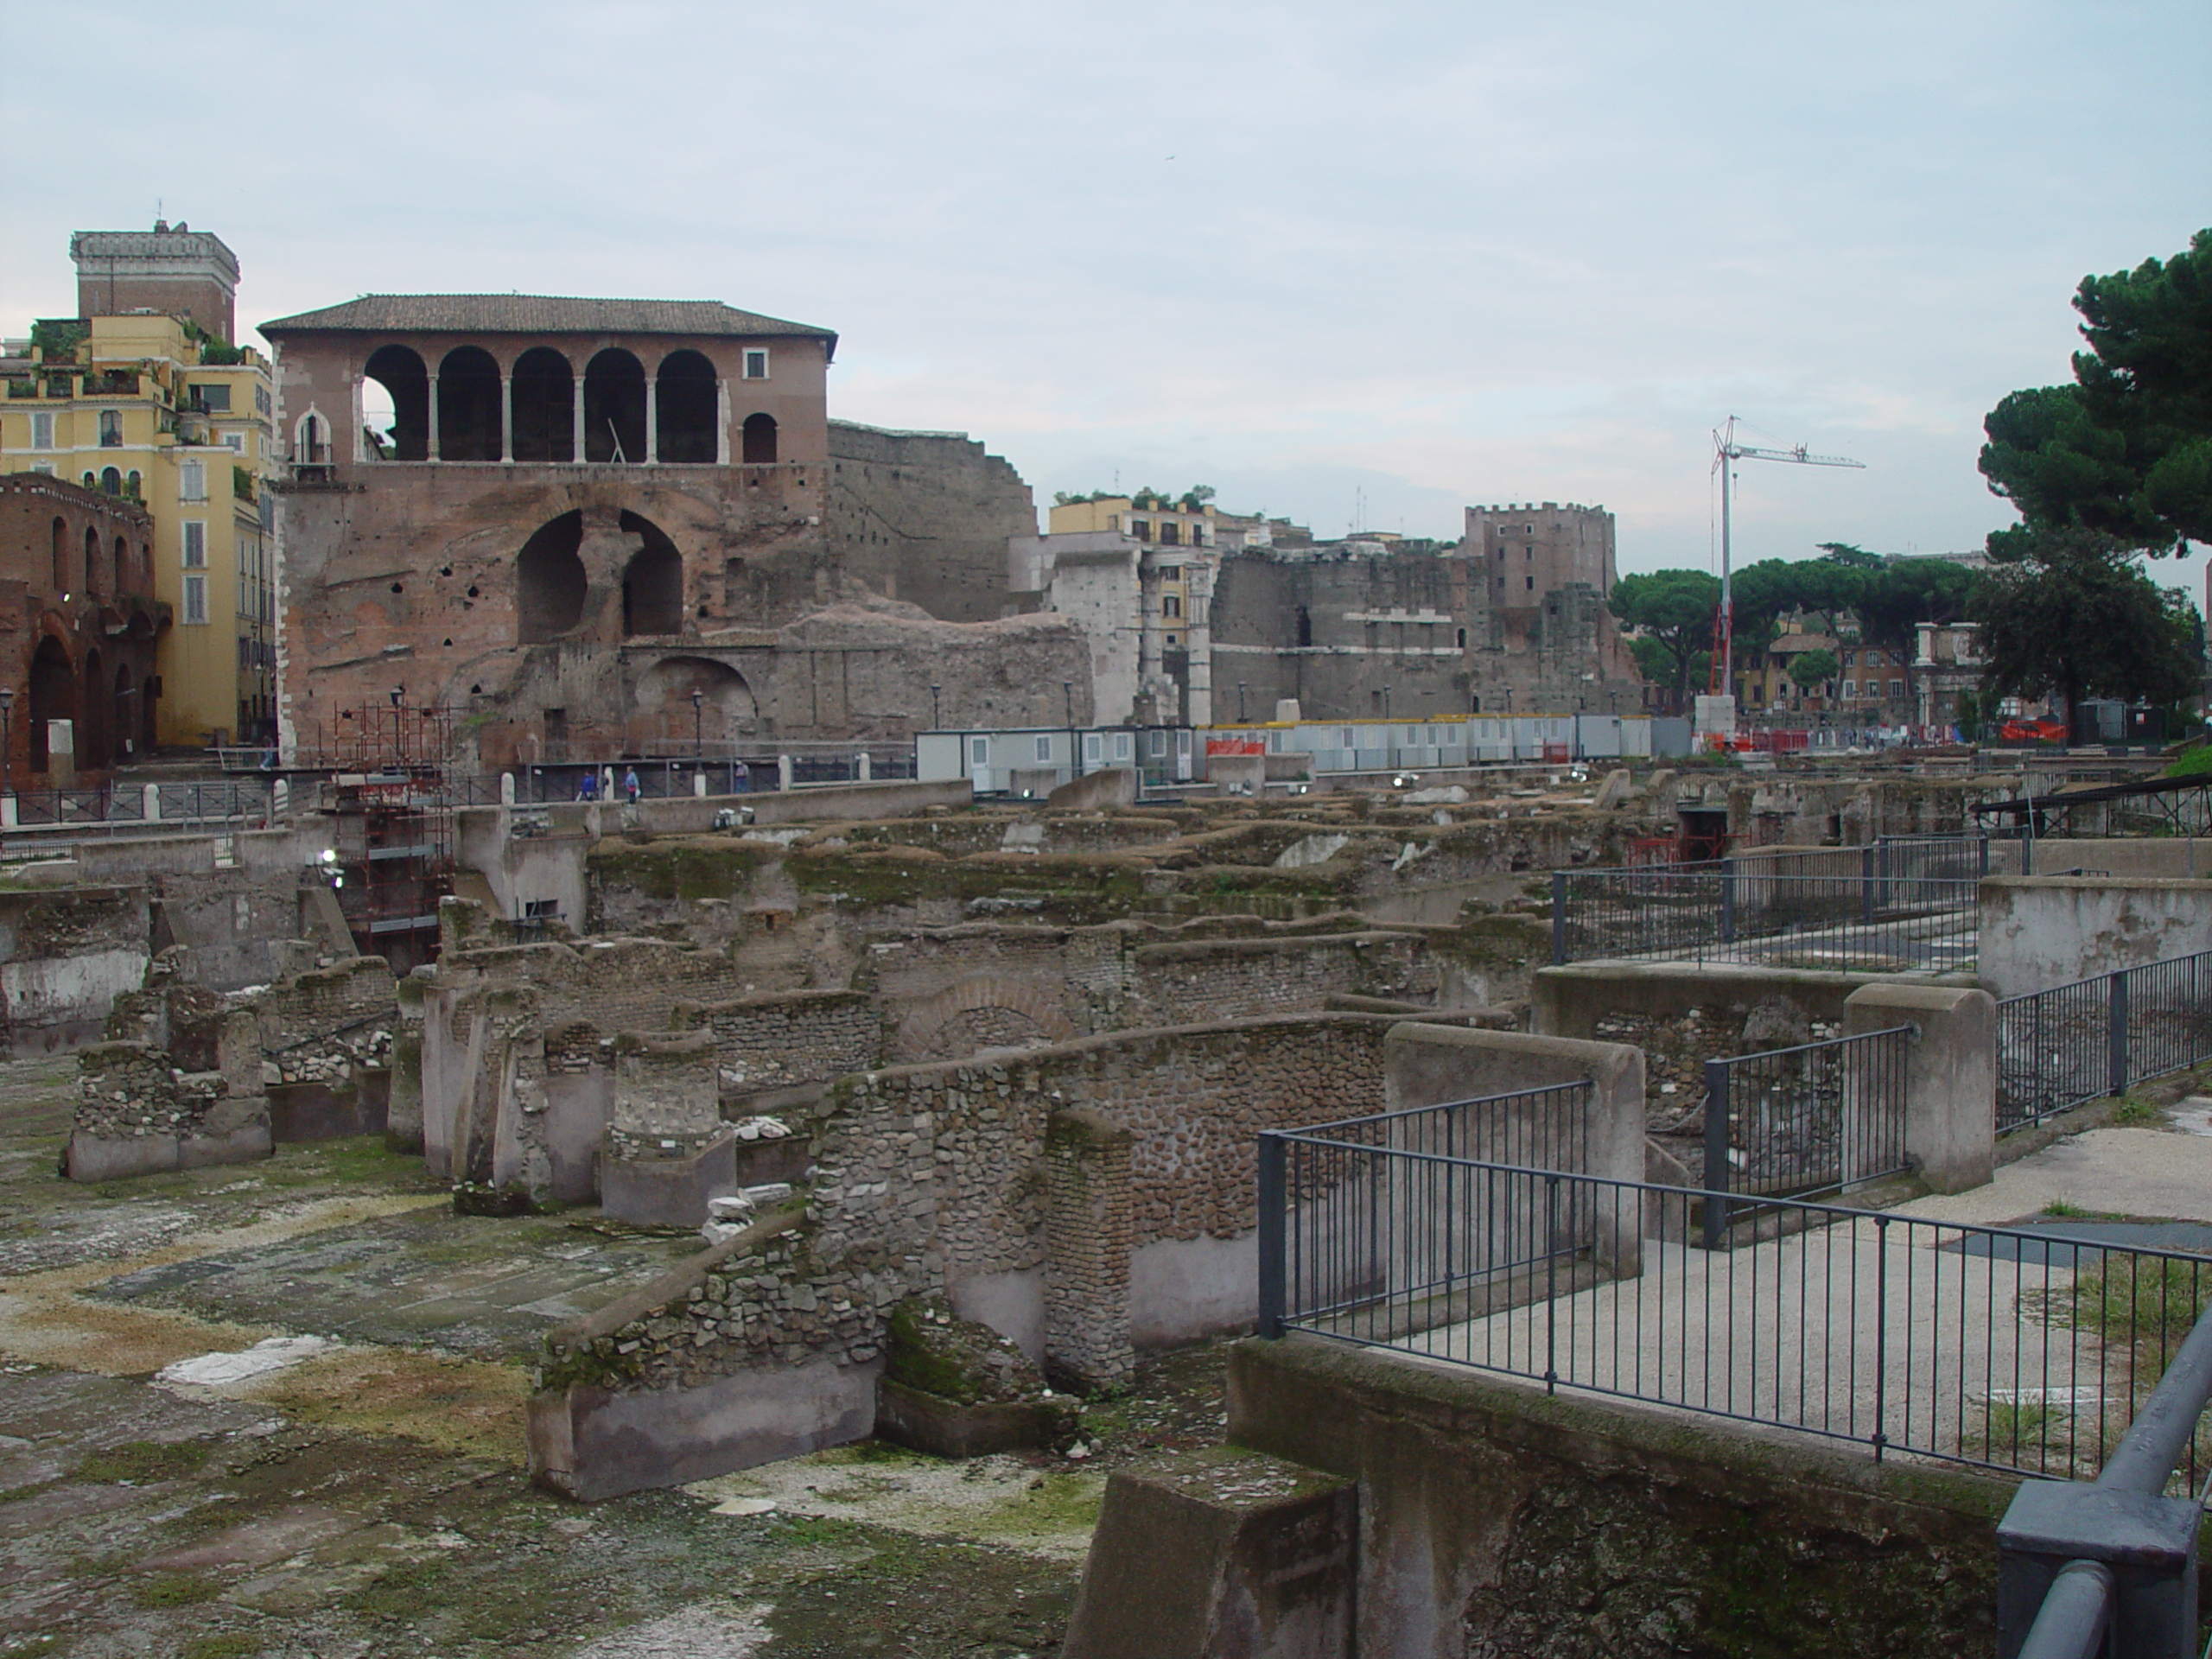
[1710,416,1866,730]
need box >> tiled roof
[259,294,836,342]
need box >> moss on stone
[884,1294,1050,1407]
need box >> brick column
[499,375,513,462]
[1045,1106,1135,1389]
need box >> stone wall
[0,883,150,1054]
[675,988,882,1099]
[1978,874,2212,1000]
[67,1020,269,1182]
[824,420,1036,625]
[1220,1338,2004,1658]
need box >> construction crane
[1709,416,1866,714]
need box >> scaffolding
[317,704,455,973]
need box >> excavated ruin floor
[0,1056,1233,1657]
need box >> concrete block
[67,1123,271,1182]
[1063,1446,1355,1659]
[269,1079,385,1142]
[1050,766,1139,810]
[1845,981,1995,1194]
[528,1354,877,1503]
[873,1376,1077,1459]
[600,1130,739,1229]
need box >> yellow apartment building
[0,309,276,747]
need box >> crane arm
[1720,441,1866,469]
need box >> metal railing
[1997,949,2212,1133]
[1998,1296,2212,1657]
[3,780,275,831]
[1701,1026,1912,1245]
[1257,1141,2212,1486]
[1552,868,1980,971]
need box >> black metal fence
[1996,949,2212,1133]
[3,780,275,830]
[1256,1141,2212,1484]
[1701,1026,1912,1245]
[1552,868,1980,971]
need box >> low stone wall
[1979,874,2212,1000]
[1532,962,1922,1043]
[67,1031,269,1181]
[0,884,149,1055]
[1224,1337,2006,1658]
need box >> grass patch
[2111,1096,2164,1127]
[74,1440,212,1484]
[1972,1398,2067,1461]
[2043,1198,2094,1217]
[133,1572,220,1608]
[2043,1253,2212,1351]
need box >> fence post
[1980,835,1992,879]
[1255,1133,1286,1339]
[1720,860,1737,946]
[1871,1212,1890,1461]
[2110,969,2132,1097]
[1862,843,1877,925]
[1544,1173,1560,1393]
[1701,1058,1732,1250]
[1550,872,1567,965]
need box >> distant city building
[0,226,275,747]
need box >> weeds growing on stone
[74,1439,212,1484]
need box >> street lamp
[1236,681,1248,721]
[929,683,941,728]
[1382,684,1393,721]
[388,685,404,766]
[691,688,703,759]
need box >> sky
[7,0,2209,593]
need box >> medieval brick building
[263,295,1077,771]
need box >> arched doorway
[656,350,717,463]
[363,344,430,460]
[516,512,588,643]
[80,647,108,771]
[511,347,575,462]
[113,664,135,761]
[619,511,683,636]
[437,346,503,461]
[583,349,646,463]
[28,636,73,773]
[741,412,778,463]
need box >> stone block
[601,1129,739,1230]
[1062,1446,1356,1659]
[873,1376,1077,1459]
[1845,981,1995,1194]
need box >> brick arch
[895,974,1079,1063]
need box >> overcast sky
[7,0,2208,591]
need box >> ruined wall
[675,988,882,1098]
[0,884,149,1053]
[824,420,1035,625]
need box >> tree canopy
[1971,529,2200,712]
[1609,570,1718,709]
[1980,229,2212,555]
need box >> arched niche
[656,350,717,464]
[517,511,588,643]
[632,656,756,749]
[29,635,72,772]
[363,345,429,460]
[583,349,646,463]
[511,347,575,463]
[619,510,683,636]
[741,411,778,464]
[437,346,502,461]
[80,645,109,771]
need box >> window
[99,410,122,447]
[1162,594,1182,619]
[1114,732,1130,760]
[741,349,769,379]
[1160,521,1180,545]
[1842,679,1857,698]
[1035,734,1052,761]
[182,522,207,568]
[193,384,232,413]
[1526,575,1535,589]
[968,735,990,765]
[222,433,245,454]
[1157,565,1179,580]
[1149,730,1166,756]
[1132,519,1151,541]
[1842,650,1855,668]
[179,460,207,502]
[29,412,53,450]
[182,574,207,625]
[254,385,272,416]
[1891,678,1905,698]
[27,461,52,476]
[1166,633,1179,646]
[1525,546,1533,559]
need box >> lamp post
[1236,681,1248,721]
[1062,680,1074,778]
[691,688,703,759]
[1382,684,1392,721]
[929,683,941,729]
[388,685,404,767]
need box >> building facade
[0,292,275,747]
[0,474,168,781]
